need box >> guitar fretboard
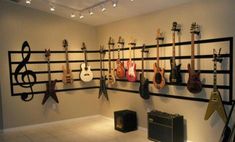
[191,33,195,70]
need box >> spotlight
[26,0,31,4]
[50,5,55,11]
[70,13,76,18]
[101,5,106,12]
[112,0,118,8]
[89,9,94,15]
[130,0,134,1]
[79,13,84,19]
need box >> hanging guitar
[187,22,202,93]
[169,22,182,84]
[116,36,125,79]
[107,37,116,85]
[62,39,73,85]
[220,102,235,142]
[153,29,165,89]
[98,46,108,100]
[80,42,93,82]
[204,48,227,123]
[126,40,137,82]
[42,49,59,105]
[139,44,150,100]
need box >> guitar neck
[65,47,70,72]
[191,33,195,70]
[108,45,111,73]
[112,44,115,67]
[142,48,144,74]
[47,58,52,85]
[156,39,160,66]
[172,31,176,62]
[129,46,132,62]
[84,49,88,68]
[213,59,217,91]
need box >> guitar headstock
[171,21,181,32]
[190,22,200,35]
[117,36,125,45]
[45,49,51,59]
[108,37,115,45]
[63,39,68,48]
[141,44,149,53]
[213,48,223,63]
[128,37,136,46]
[100,45,106,54]
[81,42,87,51]
[156,28,164,41]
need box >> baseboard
[3,114,101,132]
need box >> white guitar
[80,42,93,82]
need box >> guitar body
[116,59,125,79]
[153,63,165,89]
[169,59,182,84]
[107,70,116,85]
[139,74,150,100]
[42,80,58,104]
[187,64,202,93]
[62,65,73,84]
[126,60,137,82]
[80,63,93,82]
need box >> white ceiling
[7,0,196,26]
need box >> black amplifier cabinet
[114,110,137,133]
[148,110,184,142]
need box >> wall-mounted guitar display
[170,22,182,84]
[116,36,125,79]
[153,29,165,89]
[8,28,234,106]
[204,48,227,123]
[80,42,93,82]
[62,39,73,85]
[187,22,203,93]
[42,49,59,105]
[107,37,116,85]
[139,44,150,100]
[126,40,137,82]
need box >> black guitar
[42,49,59,105]
[169,21,182,84]
[98,46,108,101]
[139,44,150,100]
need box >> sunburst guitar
[62,39,73,84]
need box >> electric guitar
[205,49,227,123]
[169,22,182,84]
[116,36,125,79]
[187,22,202,93]
[153,29,165,89]
[80,42,93,82]
[107,37,116,85]
[139,44,150,100]
[62,39,73,85]
[98,46,108,100]
[126,41,137,82]
[42,49,59,105]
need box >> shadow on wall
[0,81,3,131]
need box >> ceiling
[7,0,196,26]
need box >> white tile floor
[0,116,151,142]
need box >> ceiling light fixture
[26,0,31,4]
[89,9,94,16]
[79,13,84,19]
[112,0,118,8]
[50,5,55,12]
[101,5,106,12]
[70,13,76,18]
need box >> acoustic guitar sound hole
[156,73,162,84]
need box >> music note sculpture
[14,41,37,102]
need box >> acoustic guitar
[80,42,93,82]
[42,49,59,105]
[205,49,227,123]
[62,39,73,85]
[153,29,165,89]
[107,37,116,85]
[126,41,137,82]
[169,22,182,84]
[139,44,150,100]
[187,22,202,93]
[116,36,125,79]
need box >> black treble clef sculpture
[14,41,37,102]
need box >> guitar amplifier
[114,110,137,132]
[148,110,184,142]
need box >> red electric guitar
[126,41,137,82]
[116,36,125,79]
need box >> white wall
[0,1,101,129]
[96,0,235,142]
